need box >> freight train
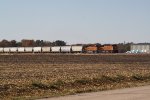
[0,44,118,53]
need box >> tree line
[0,39,66,47]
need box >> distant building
[21,39,34,47]
[130,44,150,53]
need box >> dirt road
[39,85,150,100]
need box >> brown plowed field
[0,54,150,100]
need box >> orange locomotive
[98,45,118,53]
[83,44,98,53]
[83,44,118,53]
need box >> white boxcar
[51,46,61,52]
[18,47,25,52]
[61,46,71,52]
[42,47,51,52]
[71,46,83,52]
[10,47,18,52]
[33,47,42,52]
[4,47,10,52]
[0,48,4,52]
[24,47,33,52]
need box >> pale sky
[0,0,150,44]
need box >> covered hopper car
[18,47,25,53]
[71,46,83,53]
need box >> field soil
[0,54,150,100]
